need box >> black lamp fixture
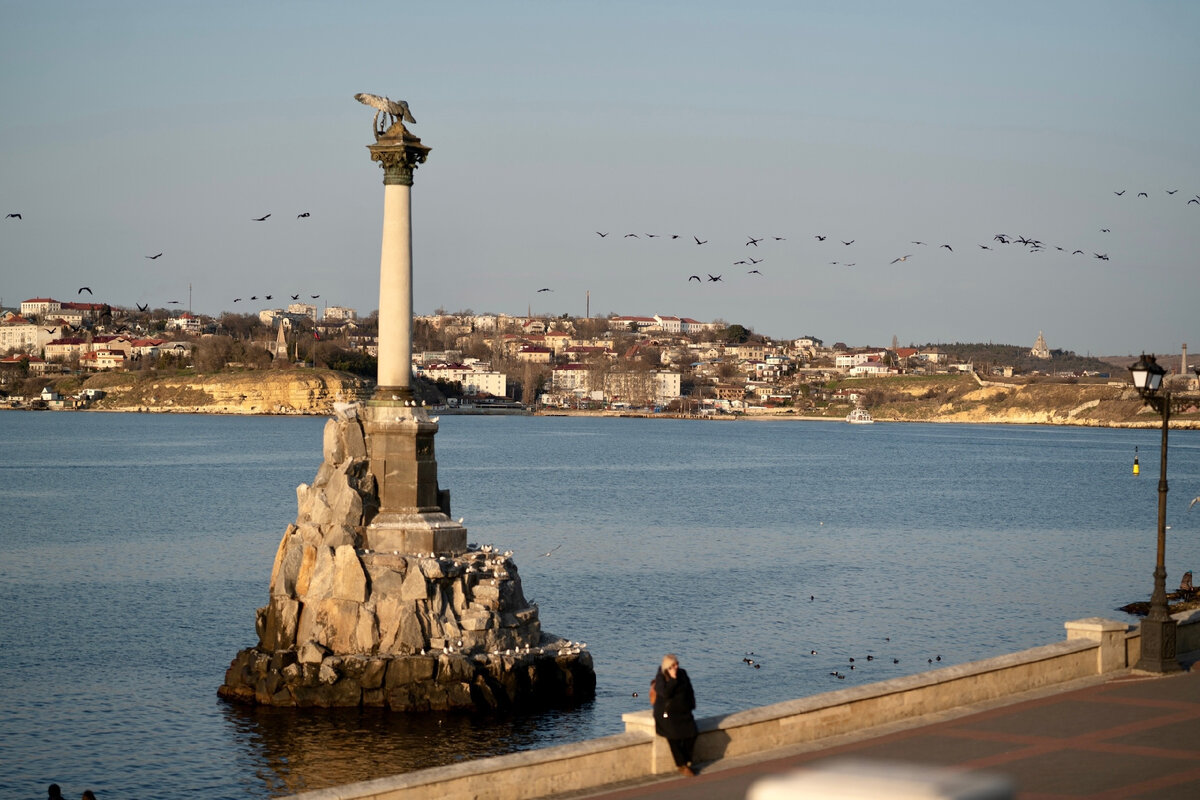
[1128,353,1180,673]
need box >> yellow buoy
[1133,446,1140,476]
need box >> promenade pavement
[577,661,1200,800]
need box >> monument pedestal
[360,402,466,555]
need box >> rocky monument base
[218,405,595,711]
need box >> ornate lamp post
[1128,354,1181,673]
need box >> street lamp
[1128,354,1180,673]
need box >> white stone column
[377,181,413,396]
[367,125,429,401]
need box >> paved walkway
[580,665,1200,799]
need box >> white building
[417,363,507,397]
[288,303,318,321]
[324,305,357,321]
[166,313,201,334]
[20,297,62,318]
[603,370,681,405]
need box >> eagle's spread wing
[355,93,414,124]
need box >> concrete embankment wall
[286,611,1200,800]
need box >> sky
[2,1,1198,357]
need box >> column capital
[368,126,431,186]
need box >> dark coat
[652,667,697,740]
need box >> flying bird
[78,286,92,294]
[167,300,181,304]
[1190,198,1200,205]
[707,274,722,282]
[993,234,1009,243]
[978,245,992,250]
[252,214,271,221]
[912,241,927,246]
[310,294,320,298]
[595,231,608,237]
[624,233,639,238]
[748,269,762,275]
[536,288,552,292]
[1189,496,1200,510]
[939,244,953,252]
[297,212,310,218]
[814,235,826,241]
[746,236,764,246]
[645,233,660,238]
[1094,253,1110,260]
[688,275,701,282]
[44,327,56,334]
[842,240,855,246]
[250,295,258,300]
[1166,189,1179,194]
[1138,192,1148,198]
[747,257,762,264]
[1101,228,1111,232]
[233,298,242,303]
[291,294,300,300]
[136,303,149,312]
[145,253,162,259]
[5,213,21,219]
[264,295,273,299]
[693,236,707,245]
[1114,190,1126,195]
[1072,250,1084,255]
[890,255,913,264]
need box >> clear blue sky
[2,1,1198,357]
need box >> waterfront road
[578,661,1200,799]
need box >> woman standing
[652,653,699,776]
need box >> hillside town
[2,295,1119,413]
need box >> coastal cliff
[78,369,370,415]
[838,375,1200,429]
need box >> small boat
[846,407,874,424]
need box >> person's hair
[48,787,62,799]
[82,792,97,800]
[661,653,678,670]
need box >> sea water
[2,411,1198,797]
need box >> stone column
[363,114,464,555]
[368,128,430,402]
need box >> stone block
[318,598,372,653]
[321,524,357,549]
[332,545,368,602]
[360,658,388,690]
[298,640,326,665]
[386,655,436,687]
[400,562,429,601]
[437,653,474,684]
[376,596,425,655]
[319,662,339,684]
[268,525,299,596]
[294,545,318,597]
[262,596,300,651]
[303,546,335,603]
[323,419,346,465]
[365,564,407,599]
[460,612,492,632]
[344,420,367,459]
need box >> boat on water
[846,407,874,424]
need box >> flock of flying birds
[4,211,323,310]
[576,188,1200,289]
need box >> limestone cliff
[820,376,1200,429]
[84,369,369,415]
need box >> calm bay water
[2,410,1199,798]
